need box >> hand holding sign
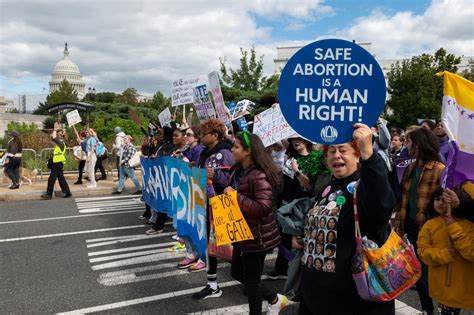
[209,191,254,246]
[278,39,386,144]
[352,123,374,160]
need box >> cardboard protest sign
[66,109,81,127]
[193,84,216,120]
[141,157,207,260]
[158,107,172,127]
[208,71,230,124]
[209,191,254,246]
[253,104,298,147]
[172,75,206,107]
[231,99,255,121]
[278,39,386,144]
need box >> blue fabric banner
[141,157,208,260]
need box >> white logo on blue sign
[278,39,386,145]
[320,125,338,143]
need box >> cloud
[334,0,474,59]
[0,0,332,98]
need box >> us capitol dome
[49,42,86,99]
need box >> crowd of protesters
[3,109,472,315]
[106,112,473,315]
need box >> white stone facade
[49,43,86,99]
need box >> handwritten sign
[208,71,230,124]
[141,157,207,260]
[278,39,386,144]
[209,191,254,246]
[158,107,172,127]
[193,84,216,120]
[171,75,206,107]
[253,104,298,147]
[66,109,81,127]
[232,99,255,121]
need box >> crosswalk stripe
[88,242,177,256]
[79,207,145,214]
[74,195,139,202]
[77,200,142,208]
[91,252,185,270]
[89,247,178,263]
[86,232,175,248]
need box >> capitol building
[49,43,86,99]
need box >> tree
[95,92,116,103]
[147,91,171,113]
[220,47,278,109]
[46,79,79,105]
[462,61,474,82]
[33,102,49,115]
[115,88,138,105]
[386,48,461,127]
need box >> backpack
[96,141,107,157]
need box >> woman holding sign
[294,123,396,314]
[224,132,288,315]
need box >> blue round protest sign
[278,39,386,144]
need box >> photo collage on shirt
[302,185,349,273]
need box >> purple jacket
[198,141,234,197]
[183,144,205,165]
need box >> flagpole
[445,203,453,287]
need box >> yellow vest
[53,143,66,164]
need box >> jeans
[231,246,277,315]
[117,165,141,192]
[406,218,434,315]
[5,157,21,185]
[46,163,71,196]
[86,153,97,186]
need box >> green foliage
[95,92,116,103]
[462,63,474,82]
[33,102,49,115]
[115,88,139,105]
[43,116,56,129]
[46,79,79,105]
[386,48,462,127]
[220,47,279,110]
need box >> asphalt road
[0,196,421,314]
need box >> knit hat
[10,130,19,137]
[114,127,122,134]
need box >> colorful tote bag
[207,206,233,261]
[351,184,421,302]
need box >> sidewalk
[0,172,143,202]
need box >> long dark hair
[13,135,23,151]
[234,132,280,187]
[162,126,174,144]
[408,128,440,163]
[426,186,472,219]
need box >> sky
[0,0,473,99]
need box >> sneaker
[188,260,207,273]
[41,194,52,200]
[167,243,186,252]
[267,294,288,315]
[177,257,198,269]
[73,181,82,185]
[87,184,97,189]
[138,215,150,220]
[266,270,288,280]
[133,190,142,195]
[171,234,180,241]
[111,191,122,195]
[62,193,72,198]
[145,228,164,235]
[191,285,222,300]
